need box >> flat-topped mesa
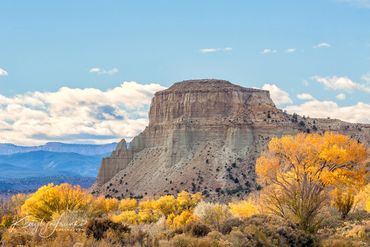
[93,79,369,201]
[149,79,275,126]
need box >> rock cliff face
[92,79,370,201]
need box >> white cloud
[297,93,315,101]
[285,48,296,53]
[89,67,119,75]
[285,100,370,124]
[313,75,370,93]
[262,84,293,105]
[313,43,331,48]
[199,47,232,53]
[336,93,346,100]
[361,73,370,83]
[0,82,166,145]
[261,49,277,54]
[265,83,369,124]
[0,68,8,76]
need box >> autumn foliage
[1,132,369,246]
[256,132,369,231]
[21,183,93,221]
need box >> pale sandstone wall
[92,79,369,201]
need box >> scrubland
[0,132,369,247]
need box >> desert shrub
[1,229,34,247]
[185,221,211,237]
[354,184,370,213]
[168,234,231,247]
[239,215,317,247]
[10,193,28,215]
[331,188,355,219]
[228,229,256,247]
[21,183,92,221]
[85,218,130,241]
[343,224,369,240]
[119,198,137,211]
[0,194,28,222]
[129,228,150,246]
[194,202,232,231]
[207,230,223,240]
[1,214,14,228]
[35,230,89,247]
[220,217,244,235]
[168,234,195,247]
[320,239,357,247]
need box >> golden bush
[21,183,92,221]
[229,199,258,218]
[111,210,137,224]
[119,198,137,211]
[354,184,370,213]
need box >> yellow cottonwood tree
[256,132,368,231]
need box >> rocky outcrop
[92,79,370,201]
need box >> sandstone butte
[91,79,370,201]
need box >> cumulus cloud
[313,76,370,93]
[0,82,166,145]
[262,84,293,105]
[0,68,8,76]
[336,93,346,100]
[313,43,331,48]
[263,84,369,124]
[261,49,277,54]
[199,47,232,53]
[285,100,370,124]
[297,93,315,101]
[89,67,119,75]
[285,48,296,53]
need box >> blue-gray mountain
[0,142,117,155]
[0,142,117,194]
[0,151,109,178]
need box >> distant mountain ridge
[0,142,118,194]
[0,176,96,195]
[0,150,110,178]
[0,142,117,155]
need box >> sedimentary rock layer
[92,79,370,201]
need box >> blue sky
[0,0,369,145]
